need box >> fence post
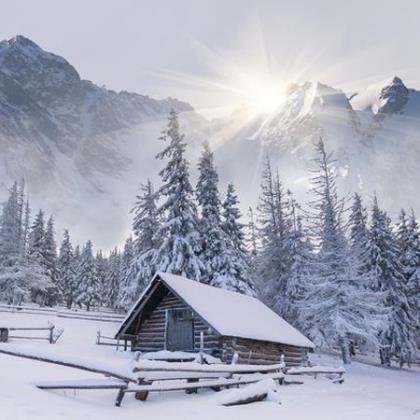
[199,331,204,364]
[49,325,54,344]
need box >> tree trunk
[339,336,351,364]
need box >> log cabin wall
[221,336,307,367]
[131,290,222,357]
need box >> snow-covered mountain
[0,36,199,247]
[215,77,420,217]
[0,35,419,248]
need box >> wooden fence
[0,303,126,323]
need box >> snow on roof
[119,272,314,349]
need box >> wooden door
[166,309,194,351]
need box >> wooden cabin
[115,272,314,366]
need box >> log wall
[131,291,222,357]
[221,336,307,367]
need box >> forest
[0,111,418,365]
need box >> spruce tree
[120,180,160,309]
[405,211,420,327]
[153,110,203,280]
[95,250,109,306]
[44,217,59,286]
[283,196,312,327]
[348,193,372,287]
[0,182,29,304]
[368,198,417,366]
[74,240,99,311]
[255,157,291,313]
[106,247,122,309]
[302,140,381,364]
[196,140,227,285]
[219,183,255,295]
[58,229,76,308]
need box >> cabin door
[166,309,194,351]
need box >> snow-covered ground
[0,311,419,420]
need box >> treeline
[0,110,419,366]
[0,181,133,310]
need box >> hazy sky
[1,0,420,112]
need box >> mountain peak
[350,76,409,114]
[376,75,408,115]
[9,35,40,49]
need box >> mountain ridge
[0,35,419,249]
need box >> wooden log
[0,347,136,383]
[222,392,268,406]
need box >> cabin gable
[128,284,222,357]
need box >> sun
[236,73,287,115]
[252,85,286,114]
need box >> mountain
[0,36,419,248]
[214,78,420,217]
[0,36,198,247]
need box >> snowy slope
[0,36,199,248]
[0,311,419,420]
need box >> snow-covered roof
[118,272,314,349]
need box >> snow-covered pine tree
[218,182,255,295]
[247,206,258,258]
[26,209,57,305]
[153,110,203,280]
[132,179,159,256]
[27,209,45,264]
[348,193,372,287]
[74,240,99,311]
[0,182,29,304]
[301,139,381,364]
[405,211,420,327]
[106,247,122,309]
[0,181,21,258]
[119,180,160,310]
[121,237,134,284]
[196,140,227,285]
[21,200,30,257]
[58,229,76,308]
[367,198,417,366]
[106,246,122,308]
[43,217,59,289]
[254,157,292,313]
[282,193,312,327]
[95,250,109,306]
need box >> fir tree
[95,250,109,306]
[119,181,160,310]
[368,198,417,366]
[58,229,76,308]
[0,182,29,304]
[44,216,58,286]
[283,196,312,327]
[218,183,255,295]
[27,209,45,265]
[196,140,227,285]
[153,110,203,280]
[247,206,258,258]
[405,211,420,326]
[255,157,292,313]
[106,247,122,309]
[302,139,381,364]
[348,193,371,287]
[74,240,99,311]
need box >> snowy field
[0,311,419,420]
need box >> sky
[1,0,420,114]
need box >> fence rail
[0,303,126,323]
